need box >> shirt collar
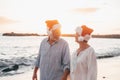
[47,37,60,45]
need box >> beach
[0,36,120,80]
[97,56,120,80]
[0,56,120,80]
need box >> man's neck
[48,38,58,45]
[49,39,54,45]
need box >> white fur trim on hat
[78,35,91,42]
[75,26,82,35]
[84,34,91,41]
[52,24,61,30]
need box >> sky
[0,0,120,34]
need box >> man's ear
[47,29,52,36]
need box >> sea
[0,34,120,77]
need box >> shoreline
[0,56,120,80]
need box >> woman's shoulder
[87,46,96,55]
[88,46,95,51]
[71,50,77,57]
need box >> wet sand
[0,56,120,80]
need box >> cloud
[0,16,18,25]
[71,8,99,13]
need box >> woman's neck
[76,42,90,56]
[79,42,89,49]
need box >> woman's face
[75,32,79,43]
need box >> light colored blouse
[70,47,97,80]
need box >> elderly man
[32,20,70,80]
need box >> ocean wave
[0,56,36,77]
[96,48,120,59]
[0,48,120,76]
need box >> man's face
[50,28,61,41]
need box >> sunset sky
[0,0,120,34]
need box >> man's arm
[61,68,70,80]
[61,42,70,80]
[32,67,38,80]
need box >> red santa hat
[45,20,61,30]
[75,25,93,41]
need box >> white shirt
[70,47,97,80]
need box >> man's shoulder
[41,37,48,43]
[43,37,48,41]
[59,38,68,44]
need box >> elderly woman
[70,25,97,80]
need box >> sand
[97,56,120,80]
[0,56,120,80]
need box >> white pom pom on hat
[75,26,83,35]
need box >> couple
[32,20,97,80]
